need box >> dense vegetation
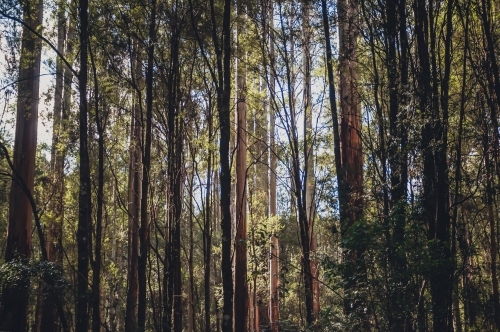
[1,0,500,331]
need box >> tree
[268,1,279,330]
[234,0,248,330]
[125,40,142,332]
[39,0,69,330]
[76,0,92,329]
[337,0,367,327]
[138,0,156,328]
[1,0,43,330]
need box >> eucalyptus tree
[1,0,43,330]
[234,0,248,330]
[76,0,91,328]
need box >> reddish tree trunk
[1,0,42,330]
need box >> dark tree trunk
[125,41,143,332]
[382,0,411,328]
[479,1,500,327]
[204,97,213,332]
[413,0,452,329]
[209,0,233,329]
[76,0,91,329]
[138,0,156,329]
[90,38,104,332]
[268,2,279,331]
[451,6,469,332]
[162,7,183,330]
[302,0,319,321]
[321,0,342,209]
[188,167,195,332]
[234,0,248,330]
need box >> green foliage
[0,259,69,295]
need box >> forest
[0,0,500,330]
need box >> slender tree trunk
[204,98,213,332]
[414,0,452,329]
[451,3,470,332]
[302,0,319,321]
[162,7,183,330]
[88,37,105,332]
[484,122,500,331]
[234,0,248,330]
[276,1,314,326]
[138,0,156,328]
[76,0,92,328]
[171,120,183,332]
[1,0,42,330]
[320,0,342,221]
[188,167,196,332]
[479,1,500,327]
[380,0,411,328]
[40,1,66,329]
[125,41,143,332]
[268,2,279,330]
[210,0,233,328]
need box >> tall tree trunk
[381,0,411,328]
[125,41,143,332]
[188,165,196,332]
[451,7,469,332]
[484,121,500,331]
[76,0,91,328]
[301,0,319,321]
[478,1,500,327]
[1,0,43,330]
[234,0,248,330]
[320,0,342,228]
[337,0,366,327]
[277,1,314,326]
[171,119,183,332]
[90,39,104,332]
[162,6,183,330]
[204,98,213,332]
[210,0,233,328]
[138,0,156,328]
[414,0,452,329]
[268,2,279,331]
[40,1,66,329]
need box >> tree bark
[234,0,248,330]
[40,1,67,329]
[209,0,233,328]
[337,0,367,327]
[76,0,92,328]
[1,0,43,330]
[125,40,143,332]
[138,0,156,329]
[302,0,319,321]
[90,37,104,332]
[204,97,213,332]
[414,0,452,329]
[188,166,196,332]
[268,2,279,331]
